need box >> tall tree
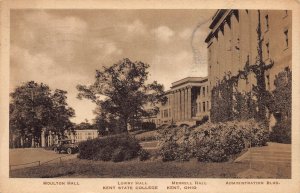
[77,58,166,132]
[9,81,75,147]
[50,89,75,137]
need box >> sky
[10,9,216,124]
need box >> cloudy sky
[10,9,216,124]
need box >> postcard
[0,0,299,193]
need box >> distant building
[205,9,291,92]
[41,129,99,147]
[150,77,210,127]
[69,129,99,143]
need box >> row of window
[197,101,210,113]
[161,109,171,118]
[197,86,209,97]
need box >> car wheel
[67,148,72,154]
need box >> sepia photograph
[1,0,299,193]
[7,8,292,179]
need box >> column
[172,92,176,121]
[181,89,185,121]
[187,87,192,119]
[173,91,177,121]
[177,90,180,121]
[184,88,188,121]
[41,128,45,147]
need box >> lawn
[10,158,290,178]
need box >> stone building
[205,9,291,127]
[205,9,291,92]
[152,77,210,127]
[41,129,99,147]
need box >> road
[9,148,77,170]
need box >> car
[53,139,79,154]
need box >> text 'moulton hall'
[151,9,291,128]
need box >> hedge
[159,120,269,162]
[78,134,143,162]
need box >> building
[70,129,99,143]
[205,9,291,127]
[205,9,291,92]
[153,77,210,127]
[41,129,99,147]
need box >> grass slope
[10,158,290,178]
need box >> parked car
[53,139,79,154]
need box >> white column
[180,89,184,121]
[41,128,46,147]
[187,87,192,119]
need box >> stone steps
[235,142,291,165]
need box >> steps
[235,142,291,165]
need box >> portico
[157,77,210,126]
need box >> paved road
[10,148,77,170]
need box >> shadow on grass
[10,158,291,179]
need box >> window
[266,42,270,59]
[203,87,205,97]
[284,29,289,48]
[266,75,270,90]
[207,101,209,111]
[203,102,206,112]
[283,10,288,17]
[265,15,269,31]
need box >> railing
[9,155,74,171]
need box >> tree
[76,120,93,130]
[77,58,166,132]
[9,81,75,147]
[50,89,75,137]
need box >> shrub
[138,149,150,161]
[141,122,156,131]
[160,141,179,162]
[193,121,268,162]
[270,119,291,144]
[176,141,192,161]
[195,115,209,126]
[159,120,269,162]
[112,147,125,162]
[78,134,142,162]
